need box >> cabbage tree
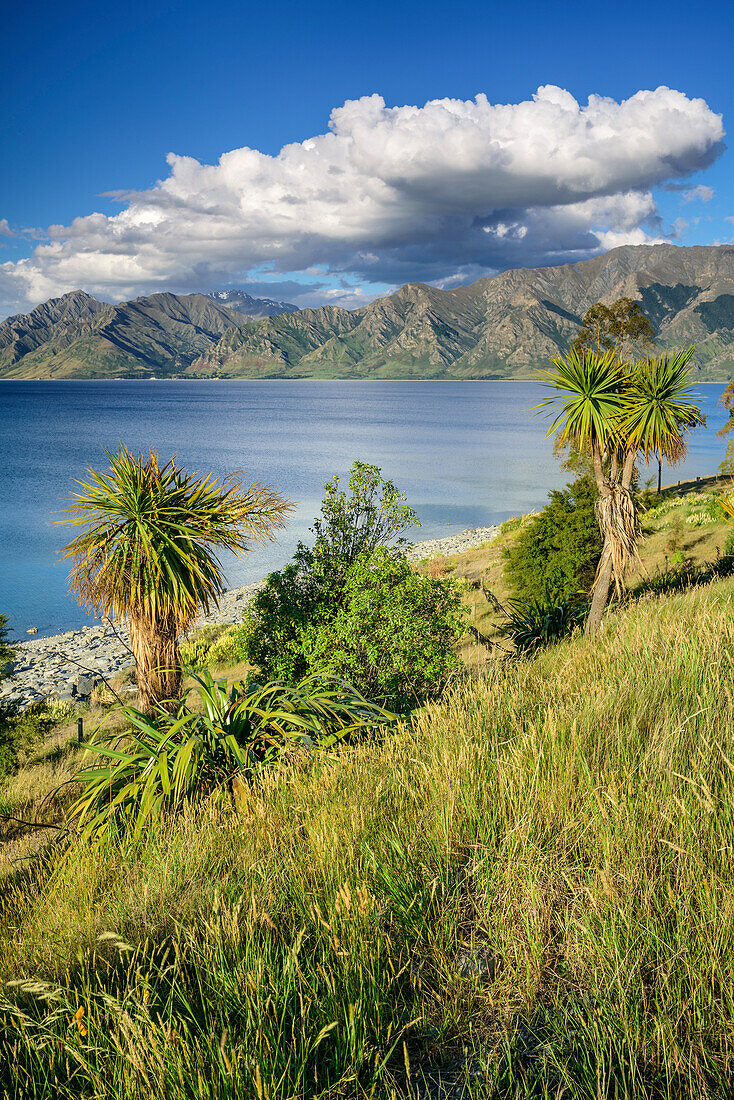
[60,448,291,710]
[539,347,703,633]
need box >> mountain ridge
[0,289,299,378]
[4,245,734,380]
[190,244,734,380]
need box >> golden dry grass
[1,575,734,1096]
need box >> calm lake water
[0,380,728,637]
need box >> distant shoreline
[0,378,729,385]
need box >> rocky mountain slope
[0,290,298,378]
[205,290,298,319]
[0,290,109,374]
[5,245,734,380]
[192,244,734,381]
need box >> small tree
[309,460,419,580]
[503,473,603,602]
[303,549,466,713]
[243,462,420,682]
[539,348,703,633]
[242,462,463,708]
[571,298,677,493]
[60,448,291,712]
[572,298,656,361]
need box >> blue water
[0,380,728,638]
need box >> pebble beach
[1,526,499,709]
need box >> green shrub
[181,623,251,669]
[179,635,212,669]
[302,549,467,712]
[500,590,587,652]
[206,624,250,665]
[243,462,434,693]
[241,560,327,683]
[0,702,55,779]
[242,464,466,710]
[70,671,395,844]
[503,473,603,601]
[0,613,14,670]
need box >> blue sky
[2,0,734,317]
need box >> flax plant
[69,671,395,845]
[59,448,292,711]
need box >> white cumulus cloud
[0,84,724,316]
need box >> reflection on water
[0,380,727,635]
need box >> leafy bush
[0,702,55,779]
[500,590,587,652]
[243,462,421,685]
[308,460,419,573]
[242,462,464,708]
[240,561,327,683]
[70,671,395,844]
[206,624,249,665]
[242,464,466,709]
[181,623,250,669]
[503,474,603,602]
[179,635,211,669]
[302,549,467,712]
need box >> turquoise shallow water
[0,380,728,637]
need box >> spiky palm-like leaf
[536,348,629,453]
[68,672,396,845]
[500,589,586,652]
[60,449,291,623]
[618,348,704,464]
[59,448,292,710]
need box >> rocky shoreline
[2,526,499,709]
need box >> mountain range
[3,245,734,380]
[0,289,296,379]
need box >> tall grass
[2,578,734,1097]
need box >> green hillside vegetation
[411,474,734,664]
[0,293,275,380]
[4,437,734,1096]
[190,245,734,381]
[2,556,734,1096]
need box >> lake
[0,380,728,637]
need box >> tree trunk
[657,459,662,495]
[621,448,636,491]
[586,543,614,634]
[130,612,183,714]
[586,447,614,634]
[585,447,638,635]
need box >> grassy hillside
[413,474,734,665]
[2,526,734,1095]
